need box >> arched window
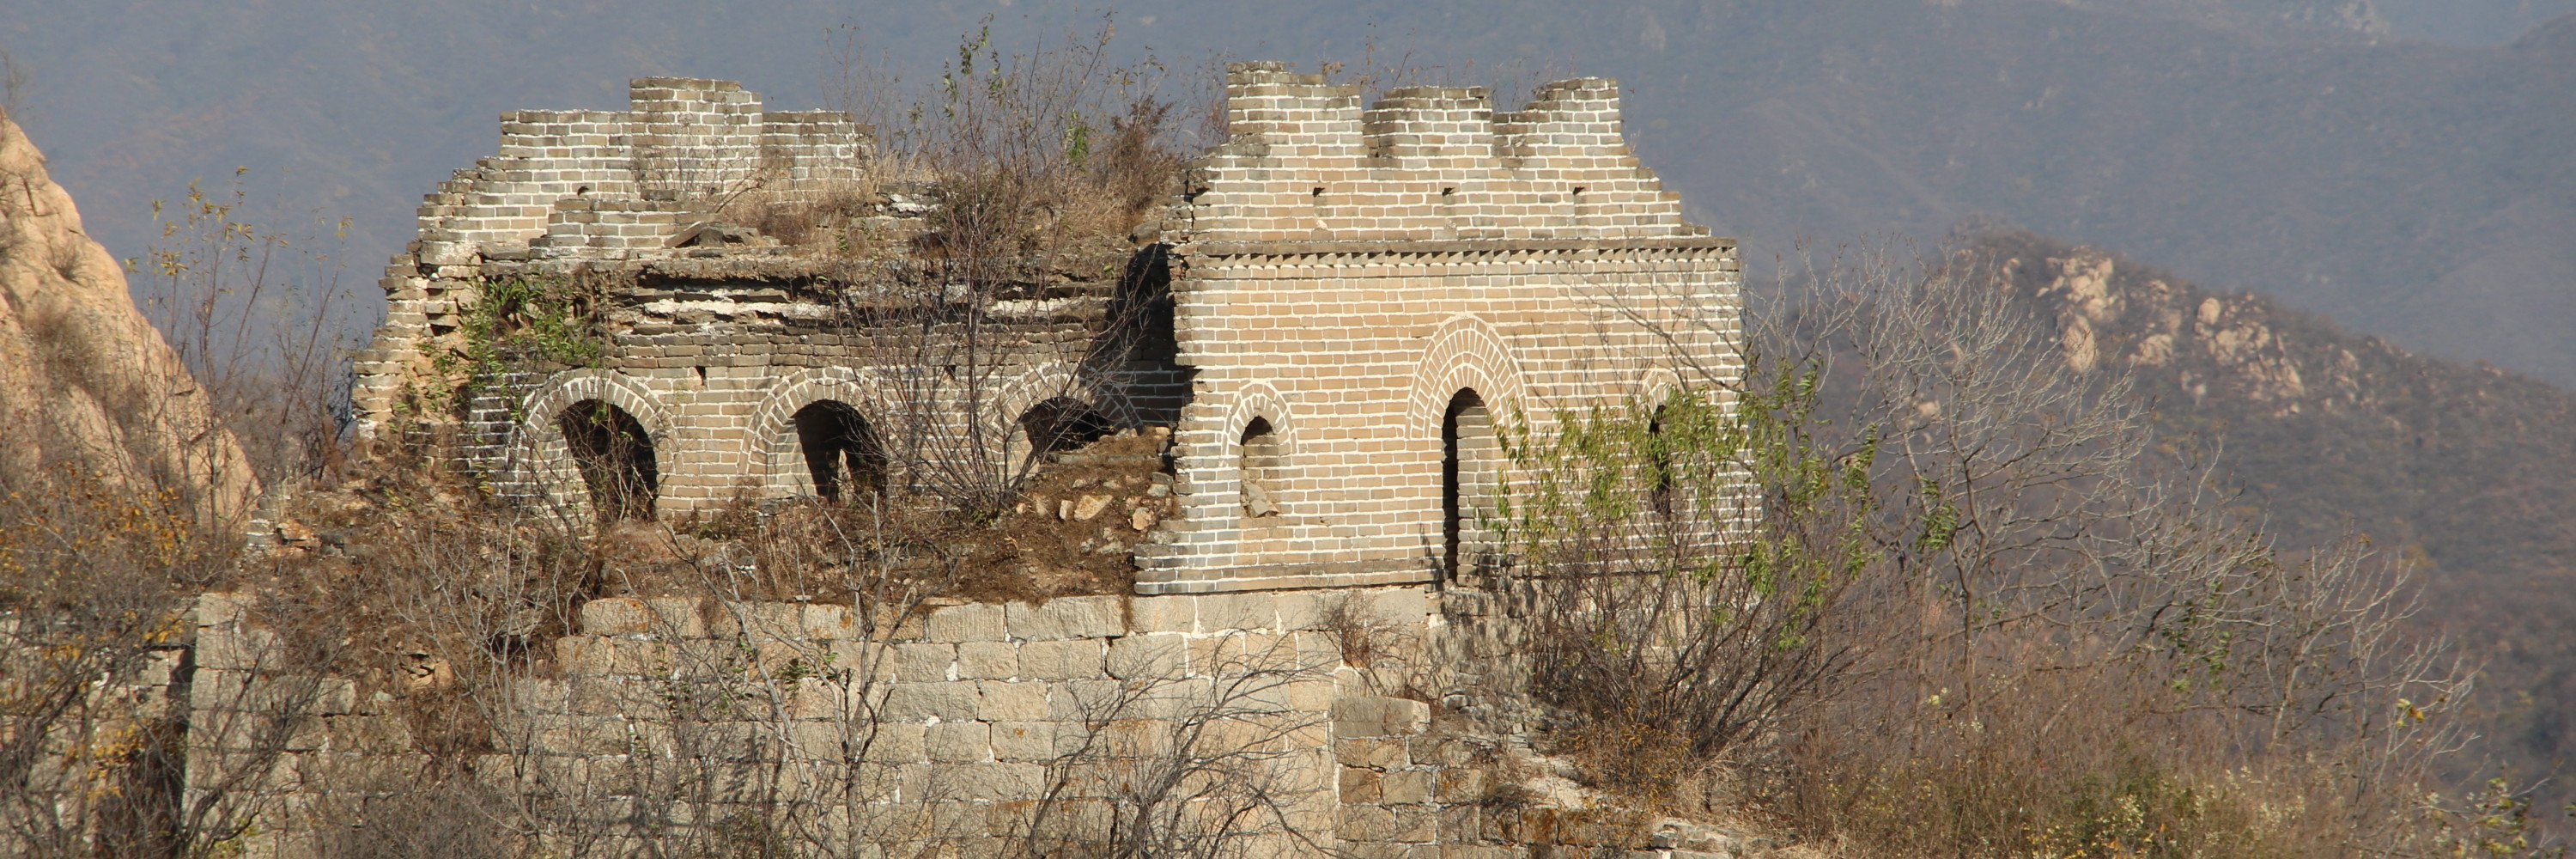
[793,400,888,502]
[560,399,657,521]
[1442,389,1498,580]
[1239,417,1283,518]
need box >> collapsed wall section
[355,79,871,444]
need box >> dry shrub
[308,766,518,859]
[0,460,246,857]
[829,15,1201,271]
[132,169,358,486]
[1503,242,2519,856]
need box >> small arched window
[1442,389,1498,580]
[1239,417,1283,518]
[560,399,658,521]
[793,400,888,502]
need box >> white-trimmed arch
[1638,367,1683,411]
[1220,381,1298,518]
[748,366,884,497]
[507,369,677,520]
[1406,314,1533,436]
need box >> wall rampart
[178,585,1653,859]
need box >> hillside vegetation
[1966,229,2576,790]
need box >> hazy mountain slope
[1626,2,2576,378]
[2377,0,2576,42]
[1972,229,2576,778]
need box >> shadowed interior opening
[1240,416,1282,518]
[560,399,657,521]
[793,399,889,503]
[1016,397,1116,463]
[1443,388,1495,581]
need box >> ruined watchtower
[349,64,1742,595]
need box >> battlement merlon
[1179,62,1704,244]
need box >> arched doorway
[1442,388,1498,581]
[560,399,658,521]
[794,400,889,502]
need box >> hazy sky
[3,0,2571,380]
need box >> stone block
[881,683,980,722]
[927,603,1006,643]
[1359,587,1427,627]
[791,678,853,721]
[1106,633,1186,680]
[859,722,927,763]
[1388,805,1438,843]
[895,643,957,682]
[1273,589,1331,631]
[977,681,1049,722]
[1381,769,1435,804]
[802,603,857,638]
[196,592,254,627]
[1006,596,1126,640]
[1333,696,1431,738]
[957,641,1018,679]
[1408,734,1478,767]
[1047,679,1127,721]
[1435,767,1487,803]
[927,721,993,763]
[828,641,901,682]
[1340,765,1382,803]
[197,627,282,671]
[1339,806,1400,842]
[1016,639,1107,680]
[1196,591,1277,631]
[580,597,653,635]
[1437,805,1485,844]
[933,761,1048,801]
[1127,594,1197,633]
[647,597,708,637]
[1334,737,1407,770]
[511,677,569,715]
[988,721,1069,761]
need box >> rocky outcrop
[0,108,254,516]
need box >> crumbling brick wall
[346,66,1739,589]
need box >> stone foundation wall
[175,581,1765,859]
